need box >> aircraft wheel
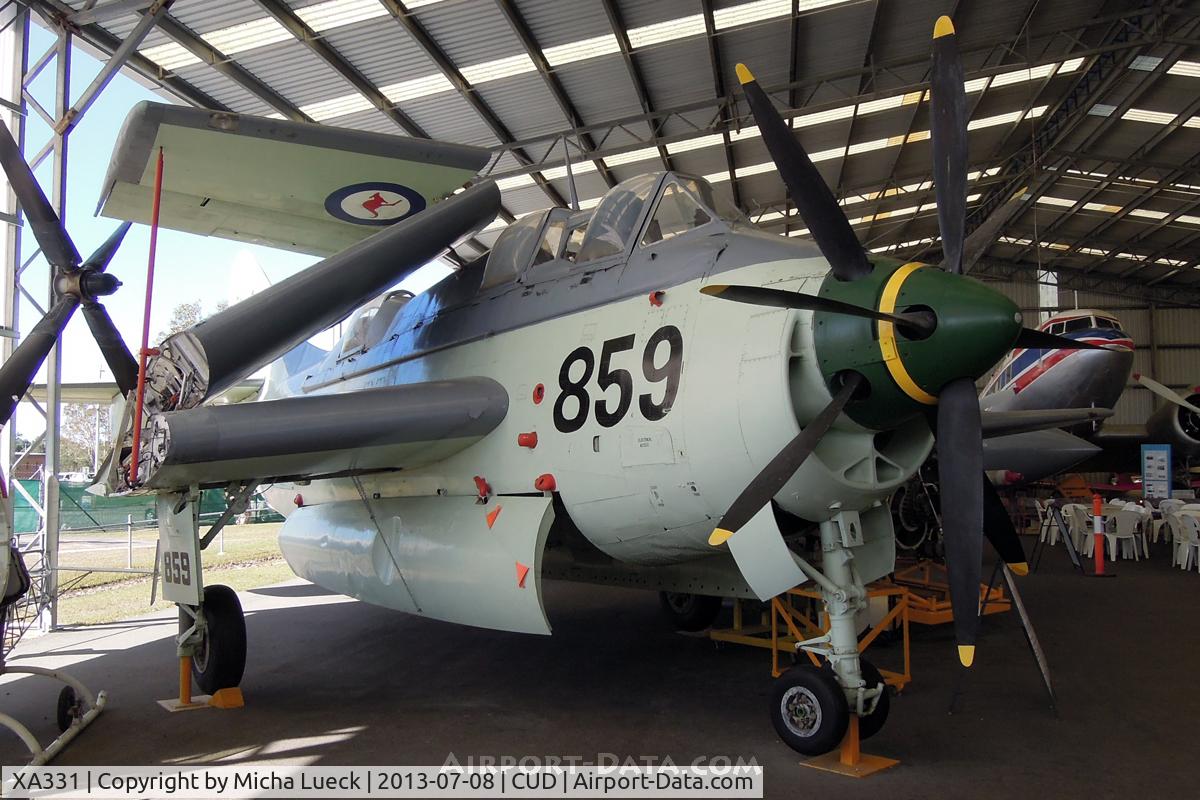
[770,664,848,756]
[857,659,890,740]
[659,592,722,631]
[181,584,246,694]
[56,686,79,732]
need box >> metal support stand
[801,716,899,778]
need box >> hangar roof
[32,0,1200,304]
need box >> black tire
[770,664,849,756]
[180,584,247,694]
[659,592,723,632]
[857,659,891,740]
[56,686,78,733]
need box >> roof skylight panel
[139,42,200,71]
[1170,60,1200,77]
[301,94,374,121]
[666,134,726,155]
[604,147,661,167]
[296,0,389,32]
[202,17,291,55]
[544,34,621,67]
[989,62,1058,88]
[626,14,706,48]
[713,0,792,28]
[1122,108,1176,124]
[460,54,537,84]
[382,74,455,104]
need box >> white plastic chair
[1174,513,1200,571]
[1154,500,1185,543]
[1110,510,1146,560]
[1063,504,1095,555]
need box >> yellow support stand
[801,717,900,778]
[710,583,912,690]
[156,657,244,712]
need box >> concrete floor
[2,543,1192,799]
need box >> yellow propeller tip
[1009,561,1029,577]
[933,16,955,38]
[735,63,755,85]
[957,645,975,668]
[700,284,728,296]
[708,528,734,547]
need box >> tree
[155,300,202,346]
[154,300,229,345]
[59,404,110,474]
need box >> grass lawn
[50,523,295,627]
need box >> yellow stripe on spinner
[877,262,938,405]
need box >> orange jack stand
[156,657,245,712]
[801,717,899,778]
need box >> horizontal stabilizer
[981,407,1112,438]
[140,378,507,489]
[99,102,490,255]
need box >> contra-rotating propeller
[703,17,1065,667]
[0,120,138,427]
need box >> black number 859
[553,325,683,433]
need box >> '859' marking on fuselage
[553,325,683,433]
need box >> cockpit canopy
[479,172,732,290]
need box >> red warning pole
[1092,493,1106,576]
[128,147,164,485]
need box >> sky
[9,22,453,433]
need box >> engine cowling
[1146,393,1200,459]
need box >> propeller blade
[735,64,871,281]
[1014,327,1111,351]
[82,222,132,273]
[930,16,968,274]
[710,372,862,546]
[81,302,139,395]
[982,476,1028,575]
[1135,373,1200,415]
[0,120,80,269]
[932,376,984,667]
[0,295,81,426]
[700,284,935,334]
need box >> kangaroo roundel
[324,181,426,225]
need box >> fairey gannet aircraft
[0,18,1110,756]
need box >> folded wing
[98,101,491,256]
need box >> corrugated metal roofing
[42,0,1200,300]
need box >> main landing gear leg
[155,489,247,711]
[770,511,898,776]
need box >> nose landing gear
[769,513,899,775]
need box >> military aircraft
[0,17,1110,756]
